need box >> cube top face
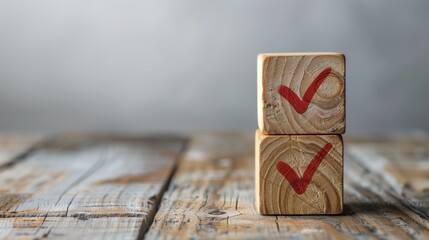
[257,52,345,134]
[255,130,343,215]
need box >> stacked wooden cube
[255,53,345,215]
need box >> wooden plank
[146,133,429,239]
[347,137,429,227]
[0,134,43,167]
[255,130,343,215]
[257,53,345,134]
[0,135,185,239]
[345,152,429,234]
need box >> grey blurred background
[1,1,428,134]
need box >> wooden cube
[257,53,345,134]
[255,130,343,215]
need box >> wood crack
[56,153,108,205]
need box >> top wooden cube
[257,53,345,134]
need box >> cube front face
[257,53,345,135]
[255,130,343,215]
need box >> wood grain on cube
[258,53,345,134]
[0,135,185,239]
[256,130,343,215]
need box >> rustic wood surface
[0,133,428,239]
[257,53,345,134]
[255,130,343,215]
[0,134,185,239]
[347,137,429,229]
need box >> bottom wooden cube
[255,130,343,215]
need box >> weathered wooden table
[0,133,428,239]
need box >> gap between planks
[138,137,189,240]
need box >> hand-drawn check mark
[277,67,332,114]
[276,143,333,195]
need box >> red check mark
[278,67,332,114]
[276,143,333,195]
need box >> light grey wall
[1,1,429,134]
